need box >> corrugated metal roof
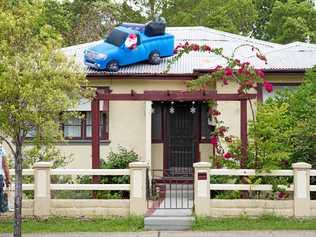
[247,41,316,71]
[61,26,316,75]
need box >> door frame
[162,102,200,171]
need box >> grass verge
[0,216,144,233]
[193,215,316,231]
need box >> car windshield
[105,29,129,47]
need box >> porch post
[240,99,248,167]
[91,96,100,169]
[145,101,152,166]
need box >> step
[144,216,194,231]
[149,208,192,217]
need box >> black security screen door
[164,102,198,176]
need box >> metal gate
[146,169,194,209]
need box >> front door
[164,102,198,176]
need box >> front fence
[194,162,316,217]
[5,161,148,217]
[3,161,316,218]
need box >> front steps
[144,209,194,231]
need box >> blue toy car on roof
[84,22,174,72]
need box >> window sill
[59,140,111,145]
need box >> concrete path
[1,231,316,237]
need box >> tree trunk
[14,142,23,237]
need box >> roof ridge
[245,41,316,59]
[198,26,281,48]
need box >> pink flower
[202,45,212,52]
[210,136,218,145]
[214,65,222,71]
[263,80,273,93]
[256,69,265,78]
[224,152,232,159]
[224,67,233,76]
[223,79,229,85]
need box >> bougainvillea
[168,42,273,167]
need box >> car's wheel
[148,51,161,65]
[106,60,119,72]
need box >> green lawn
[0,217,144,233]
[193,215,316,231]
[1,215,316,233]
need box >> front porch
[90,89,254,173]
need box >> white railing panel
[310,185,316,192]
[9,169,34,175]
[310,170,316,176]
[50,169,130,176]
[5,184,35,191]
[209,169,293,176]
[210,184,294,191]
[50,184,130,191]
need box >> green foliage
[77,147,139,199]
[266,0,316,43]
[0,0,90,151]
[161,0,257,36]
[103,146,139,169]
[249,66,316,169]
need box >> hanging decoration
[169,101,175,114]
[190,101,196,114]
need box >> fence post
[129,161,148,216]
[193,162,211,216]
[292,162,311,218]
[33,162,52,217]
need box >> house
[54,26,316,173]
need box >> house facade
[48,27,316,172]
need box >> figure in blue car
[84,19,174,72]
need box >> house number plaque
[198,172,207,180]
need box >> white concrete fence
[194,162,316,218]
[7,161,148,217]
[5,161,316,218]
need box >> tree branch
[0,135,16,157]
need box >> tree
[265,0,316,43]
[247,66,316,170]
[0,1,89,236]
[161,0,257,36]
[42,0,121,46]
[251,0,277,39]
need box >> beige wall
[200,144,213,162]
[152,143,163,170]
[3,74,304,169]
[209,199,294,217]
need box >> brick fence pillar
[292,162,311,217]
[194,162,211,216]
[33,162,52,217]
[129,162,148,216]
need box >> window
[63,112,108,140]
[263,84,299,102]
[64,117,82,138]
[152,103,163,142]
[85,112,107,139]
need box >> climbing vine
[168,42,273,168]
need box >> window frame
[151,103,164,143]
[62,111,108,141]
